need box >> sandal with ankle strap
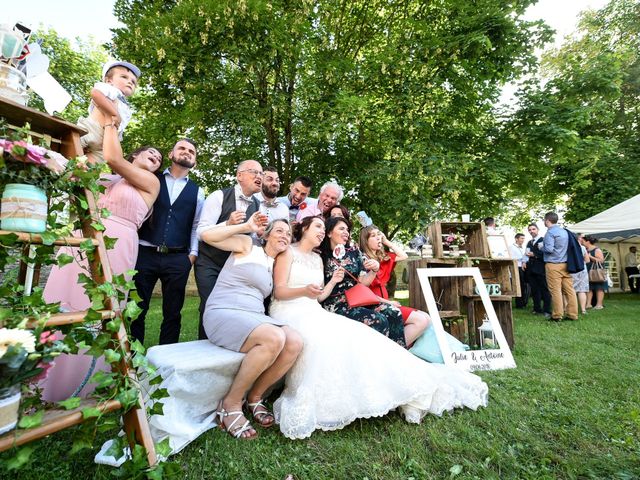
[216,401,257,440]
[245,399,275,428]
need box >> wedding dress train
[269,246,489,439]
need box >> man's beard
[172,156,195,168]
[263,185,279,199]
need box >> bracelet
[104,123,116,128]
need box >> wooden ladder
[0,98,156,465]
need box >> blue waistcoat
[138,175,198,248]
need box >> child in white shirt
[78,60,140,162]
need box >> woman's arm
[381,233,407,261]
[200,212,262,254]
[359,256,380,287]
[317,268,345,302]
[102,125,160,201]
[588,248,604,262]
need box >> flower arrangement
[0,327,61,390]
[443,232,466,248]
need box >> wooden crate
[407,258,460,316]
[462,297,514,349]
[427,222,490,258]
[441,315,469,344]
[460,258,521,297]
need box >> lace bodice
[270,246,324,310]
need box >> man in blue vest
[195,160,262,339]
[133,139,205,344]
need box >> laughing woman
[270,216,488,439]
[200,214,303,439]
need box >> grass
[4,293,640,479]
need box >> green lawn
[4,294,640,479]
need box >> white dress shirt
[197,184,256,239]
[255,192,290,222]
[139,169,205,256]
[509,243,526,268]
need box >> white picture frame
[487,234,511,259]
[416,267,516,372]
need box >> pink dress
[40,175,150,401]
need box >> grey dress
[203,245,284,351]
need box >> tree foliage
[112,0,549,237]
[497,0,640,223]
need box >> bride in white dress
[269,216,488,440]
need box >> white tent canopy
[569,194,640,242]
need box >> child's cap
[102,60,141,80]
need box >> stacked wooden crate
[407,221,519,349]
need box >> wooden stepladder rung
[0,97,156,466]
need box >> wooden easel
[0,97,156,465]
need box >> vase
[0,63,29,106]
[1,183,48,233]
[0,384,21,435]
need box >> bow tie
[264,199,279,208]
[239,194,254,202]
[289,204,299,210]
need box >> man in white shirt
[255,166,289,223]
[134,139,205,344]
[194,160,263,339]
[509,233,529,308]
[624,246,639,293]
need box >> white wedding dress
[269,246,489,440]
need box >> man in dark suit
[523,223,551,318]
[194,160,263,339]
[132,139,204,345]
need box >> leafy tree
[29,29,108,124]
[112,0,549,237]
[497,0,640,223]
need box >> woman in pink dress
[41,124,161,401]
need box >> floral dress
[322,244,406,348]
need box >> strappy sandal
[216,401,257,440]
[245,399,275,428]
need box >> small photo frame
[416,267,516,371]
[487,234,511,259]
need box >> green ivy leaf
[104,348,122,363]
[57,397,82,410]
[5,445,35,470]
[149,402,164,416]
[149,374,163,386]
[18,409,44,429]
[81,407,103,419]
[56,253,74,267]
[150,388,169,401]
[39,230,59,246]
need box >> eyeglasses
[239,169,264,177]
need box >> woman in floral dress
[320,216,407,347]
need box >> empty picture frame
[416,267,516,371]
[487,234,511,259]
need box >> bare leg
[404,311,430,345]
[586,291,593,309]
[247,326,303,402]
[577,292,587,314]
[220,324,286,438]
[595,290,605,308]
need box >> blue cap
[102,60,141,79]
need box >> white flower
[0,328,36,357]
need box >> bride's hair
[292,215,322,242]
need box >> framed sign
[416,267,516,371]
[487,234,511,259]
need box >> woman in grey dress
[200,213,302,439]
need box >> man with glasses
[195,160,263,339]
[255,166,289,222]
